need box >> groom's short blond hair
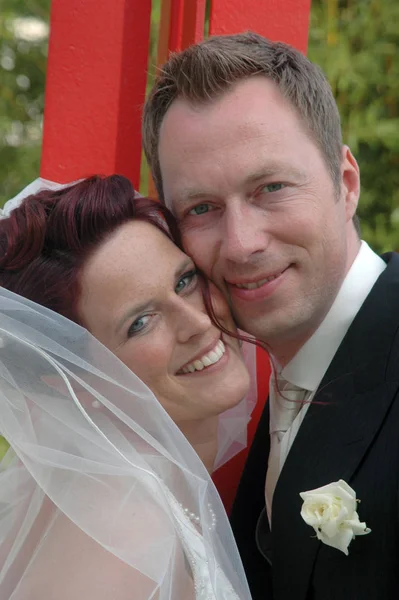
[143,31,343,203]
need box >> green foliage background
[0,0,50,204]
[0,1,398,458]
[309,0,399,251]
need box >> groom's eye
[260,183,285,193]
[189,204,210,215]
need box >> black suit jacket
[231,252,399,600]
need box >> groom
[143,32,399,599]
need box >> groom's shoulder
[367,251,399,303]
[343,251,399,368]
[380,251,399,277]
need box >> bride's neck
[179,417,219,473]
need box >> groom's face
[158,77,359,361]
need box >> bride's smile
[177,337,226,374]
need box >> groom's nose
[220,201,268,264]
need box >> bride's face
[78,220,250,426]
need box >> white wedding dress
[1,472,240,599]
[166,491,240,599]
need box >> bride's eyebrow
[177,256,196,275]
[115,256,195,333]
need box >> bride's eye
[175,269,197,294]
[127,314,151,337]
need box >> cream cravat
[265,374,309,523]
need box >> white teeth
[180,339,226,374]
[214,345,223,359]
[235,273,280,289]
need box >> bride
[0,175,255,599]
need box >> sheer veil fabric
[0,287,252,599]
[1,177,256,472]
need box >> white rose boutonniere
[300,479,371,555]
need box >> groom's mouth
[176,338,226,374]
[227,266,290,301]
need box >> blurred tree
[308,0,399,251]
[0,0,50,205]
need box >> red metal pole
[181,0,206,48]
[40,0,151,188]
[210,0,311,54]
[168,0,206,52]
[149,0,206,195]
[168,0,185,51]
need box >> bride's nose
[174,298,213,344]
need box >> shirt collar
[281,241,386,391]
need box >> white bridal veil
[0,179,256,599]
[0,287,252,599]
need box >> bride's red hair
[0,175,181,323]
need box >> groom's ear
[340,145,360,222]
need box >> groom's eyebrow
[174,189,214,204]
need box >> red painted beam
[210,0,311,54]
[181,0,206,48]
[168,0,206,53]
[149,0,206,195]
[157,0,173,65]
[168,0,185,52]
[41,0,151,187]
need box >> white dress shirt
[266,241,386,521]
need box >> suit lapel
[270,252,399,599]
